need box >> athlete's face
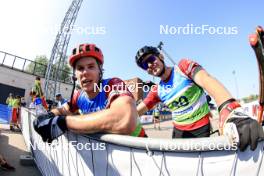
[75,57,101,94]
[143,54,164,77]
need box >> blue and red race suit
[70,77,146,137]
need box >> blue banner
[0,104,11,124]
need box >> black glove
[225,110,264,151]
[33,112,68,143]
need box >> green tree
[25,55,71,82]
[25,55,48,77]
[53,59,72,82]
[241,94,259,103]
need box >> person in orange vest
[5,93,14,107]
[6,93,14,128]
[9,95,20,131]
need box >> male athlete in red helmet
[34,43,146,143]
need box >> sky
[0,0,263,99]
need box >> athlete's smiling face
[75,57,101,95]
[143,54,164,77]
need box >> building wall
[0,65,73,105]
[124,77,144,102]
[0,83,25,104]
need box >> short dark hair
[55,93,62,97]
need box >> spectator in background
[32,76,48,110]
[153,107,161,130]
[5,93,14,107]
[5,93,14,129]
[29,90,37,109]
[9,95,21,131]
[55,93,67,107]
[20,97,26,107]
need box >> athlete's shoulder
[177,58,204,79]
[69,89,82,113]
[178,58,199,70]
[143,84,160,110]
[73,89,82,98]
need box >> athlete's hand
[33,112,67,143]
[221,105,264,151]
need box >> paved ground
[143,119,173,138]
[143,116,220,138]
[0,124,41,176]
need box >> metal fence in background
[0,50,72,84]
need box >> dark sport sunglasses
[141,55,157,70]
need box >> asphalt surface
[0,124,41,176]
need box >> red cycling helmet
[69,43,104,67]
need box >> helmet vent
[85,45,90,51]
[94,47,100,52]
[79,44,84,53]
[72,48,77,55]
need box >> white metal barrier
[20,107,264,176]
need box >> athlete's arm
[51,103,73,116]
[178,58,233,106]
[33,78,137,143]
[137,85,160,116]
[137,102,149,116]
[194,70,232,106]
[194,70,233,106]
[65,95,137,134]
[65,78,137,134]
